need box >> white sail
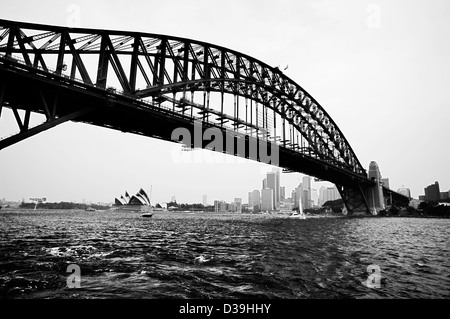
[298,192,303,214]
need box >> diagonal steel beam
[14,27,32,66]
[104,34,131,93]
[0,82,5,119]
[0,107,93,150]
[66,33,93,85]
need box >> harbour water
[0,209,449,299]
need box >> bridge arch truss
[0,19,402,214]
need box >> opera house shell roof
[115,188,151,206]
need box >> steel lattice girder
[0,19,365,178]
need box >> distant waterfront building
[424,181,440,202]
[250,190,261,212]
[114,189,151,211]
[261,188,274,211]
[171,196,176,203]
[293,184,302,209]
[440,192,449,200]
[234,198,242,213]
[311,188,318,207]
[302,176,312,209]
[318,186,341,207]
[397,187,411,198]
[214,200,220,213]
[202,195,207,206]
[214,200,226,213]
[418,195,426,201]
[266,170,280,210]
[280,186,286,201]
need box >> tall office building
[274,169,280,208]
[266,171,280,210]
[302,176,312,209]
[280,186,286,201]
[311,188,318,207]
[318,186,341,207]
[202,195,207,206]
[291,189,297,205]
[251,190,261,212]
[261,188,274,211]
[424,181,440,201]
[294,184,302,209]
[214,200,223,213]
[234,198,242,213]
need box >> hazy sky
[1,0,449,204]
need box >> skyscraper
[266,171,280,210]
[318,186,341,207]
[424,181,440,201]
[302,176,311,209]
[280,186,286,201]
[202,195,207,206]
[273,169,280,208]
[294,183,302,209]
[261,188,274,211]
[252,190,261,212]
[234,198,242,213]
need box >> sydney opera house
[114,188,152,212]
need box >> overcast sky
[1,0,449,204]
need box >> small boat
[289,196,306,219]
[289,211,306,219]
[141,212,153,218]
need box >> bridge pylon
[366,161,385,214]
[337,161,386,215]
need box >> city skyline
[1,0,449,205]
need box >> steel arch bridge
[0,19,408,214]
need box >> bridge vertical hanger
[96,34,109,89]
[129,35,140,94]
[157,38,167,87]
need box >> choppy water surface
[0,210,449,299]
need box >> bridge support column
[366,161,385,215]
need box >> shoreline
[1,208,449,220]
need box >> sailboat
[289,194,306,219]
[141,186,154,218]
